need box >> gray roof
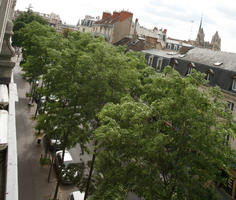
[142,49,180,58]
[183,48,236,73]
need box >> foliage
[12,10,48,47]
[93,67,236,200]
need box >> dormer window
[187,62,195,75]
[227,101,234,111]
[156,58,163,72]
[172,59,178,69]
[148,55,154,66]
[232,79,236,91]
[206,69,214,82]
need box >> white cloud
[15,0,236,52]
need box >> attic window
[206,69,214,82]
[232,79,236,91]
[148,55,154,66]
[187,62,195,75]
[214,62,223,66]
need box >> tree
[12,10,48,47]
[35,31,147,199]
[93,67,236,200]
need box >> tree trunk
[48,153,54,183]
[84,140,97,200]
[53,179,60,200]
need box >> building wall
[112,16,132,44]
[0,1,18,200]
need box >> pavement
[14,55,77,200]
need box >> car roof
[71,191,85,200]
[56,150,73,162]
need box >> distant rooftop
[183,48,236,72]
[142,49,180,58]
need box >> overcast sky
[15,0,236,53]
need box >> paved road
[14,56,77,200]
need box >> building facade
[78,15,99,33]
[0,0,18,200]
[93,11,133,44]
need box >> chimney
[102,12,111,20]
[163,29,167,34]
[120,11,133,22]
[112,11,120,19]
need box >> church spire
[198,15,202,32]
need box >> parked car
[54,150,84,184]
[68,191,85,200]
[43,134,62,152]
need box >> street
[14,56,78,200]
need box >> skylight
[214,62,223,66]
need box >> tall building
[194,18,221,51]
[0,0,18,200]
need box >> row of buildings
[14,9,221,53]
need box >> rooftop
[142,49,180,58]
[183,48,236,72]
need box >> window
[156,58,163,71]
[206,69,214,82]
[206,73,210,81]
[187,62,195,75]
[172,59,178,69]
[174,45,178,51]
[167,43,171,49]
[232,79,236,91]
[228,101,234,111]
[148,55,154,66]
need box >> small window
[148,55,154,66]
[206,69,214,82]
[156,58,163,71]
[232,79,236,91]
[227,101,234,111]
[172,59,178,69]
[214,62,223,66]
[187,62,195,75]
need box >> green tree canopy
[12,10,48,47]
[93,67,236,200]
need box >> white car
[54,150,84,184]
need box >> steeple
[198,16,202,32]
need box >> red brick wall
[120,11,133,22]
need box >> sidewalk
[14,56,76,200]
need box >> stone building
[78,15,99,33]
[0,0,18,200]
[143,48,236,198]
[194,19,221,51]
[93,11,133,44]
